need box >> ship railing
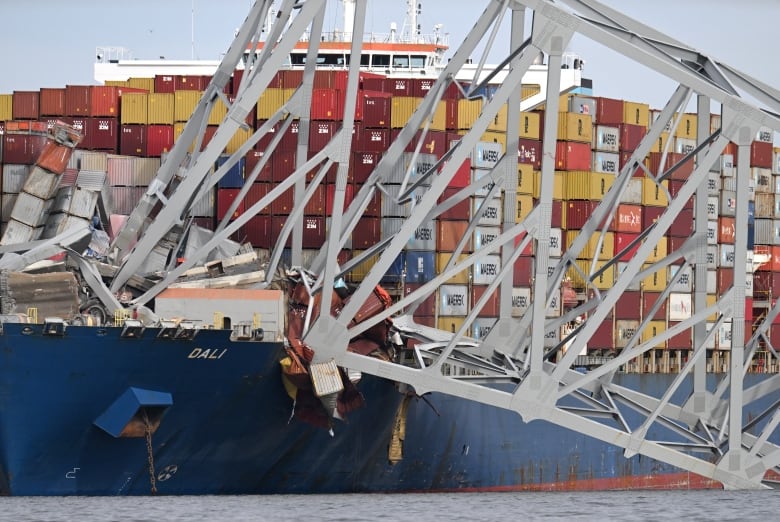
[298,30,449,46]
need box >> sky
[1,0,779,114]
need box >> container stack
[0,70,779,373]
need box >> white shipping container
[775,174,780,195]
[52,186,74,214]
[592,125,620,152]
[617,261,641,291]
[756,127,774,143]
[719,154,735,177]
[568,95,597,120]
[549,227,563,257]
[745,272,754,297]
[472,254,502,285]
[473,225,501,252]
[132,157,161,186]
[591,151,620,175]
[675,137,696,155]
[774,150,780,175]
[706,245,718,270]
[23,166,60,199]
[719,243,735,268]
[707,269,716,294]
[439,284,469,316]
[1,164,30,193]
[472,196,503,226]
[1,194,18,222]
[511,287,531,317]
[754,219,775,245]
[68,187,99,219]
[706,219,718,245]
[753,167,773,194]
[543,325,561,348]
[621,178,643,204]
[471,168,502,198]
[615,319,640,348]
[76,169,107,191]
[720,190,736,216]
[546,290,561,318]
[380,184,408,217]
[10,192,51,227]
[717,321,733,350]
[706,322,717,349]
[107,155,135,186]
[669,264,693,293]
[408,219,437,251]
[472,141,503,170]
[669,293,692,321]
[472,317,497,340]
[79,151,108,172]
[706,196,719,220]
[0,219,42,246]
[708,172,721,196]
[754,194,775,219]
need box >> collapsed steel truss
[108,0,780,489]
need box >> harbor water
[1,490,778,521]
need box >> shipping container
[12,91,40,120]
[39,88,66,116]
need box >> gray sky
[1,0,777,113]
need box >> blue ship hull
[0,321,776,495]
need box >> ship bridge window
[411,55,426,68]
[393,55,410,68]
[290,53,345,66]
[371,54,390,67]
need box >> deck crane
[104,0,779,489]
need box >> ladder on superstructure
[107,0,780,490]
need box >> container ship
[0,0,778,495]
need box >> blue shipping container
[405,250,436,283]
[216,155,245,188]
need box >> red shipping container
[384,78,412,96]
[39,88,66,117]
[753,271,780,299]
[277,120,301,152]
[303,184,327,216]
[550,199,563,229]
[2,134,48,164]
[352,151,381,184]
[64,85,92,116]
[411,78,436,98]
[301,216,326,248]
[667,321,692,350]
[614,232,641,260]
[309,121,338,152]
[362,77,386,93]
[717,267,734,294]
[749,140,772,168]
[272,151,296,182]
[89,86,121,116]
[564,200,597,230]
[119,124,146,156]
[590,319,615,350]
[518,138,542,169]
[363,92,392,129]
[245,182,271,216]
[86,117,119,151]
[446,157,470,189]
[310,89,344,121]
[355,185,381,217]
[279,70,302,89]
[643,206,663,230]
[768,246,780,272]
[245,150,273,182]
[718,216,736,244]
[395,128,447,157]
[359,128,391,153]
[352,216,381,248]
[146,124,174,157]
[556,141,591,170]
[217,188,245,220]
[270,185,295,215]
[668,207,694,237]
[513,255,534,286]
[154,74,176,93]
[11,91,40,120]
[513,230,534,256]
[594,96,623,125]
[438,187,471,221]
[245,215,271,247]
[403,283,436,316]
[270,215,292,248]
[619,123,646,152]
[199,125,218,152]
[613,204,642,233]
[35,141,72,174]
[472,285,500,317]
[614,291,641,319]
[437,219,472,251]
[642,291,667,321]
[326,182,354,214]
[174,75,207,91]
[648,151,693,180]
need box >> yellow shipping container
[565,230,615,261]
[438,316,466,335]
[641,320,668,349]
[480,131,506,149]
[457,99,483,130]
[623,101,650,128]
[430,100,447,131]
[649,132,670,154]
[569,260,615,290]
[226,127,253,154]
[390,96,420,129]
[533,170,565,199]
[646,236,668,263]
[487,104,508,132]
[0,93,12,121]
[436,252,470,284]
[104,80,129,88]
[641,263,668,292]
[558,112,592,143]
[563,171,614,200]
[642,178,669,207]
[128,77,155,93]
[707,294,717,321]
[675,113,698,139]
[208,96,228,126]
[349,250,378,282]
[148,93,175,125]
[519,111,541,140]
[119,92,148,125]
[522,84,541,100]
[256,88,293,120]
[516,194,534,223]
[517,163,534,195]
[174,90,202,122]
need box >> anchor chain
[143,409,158,495]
